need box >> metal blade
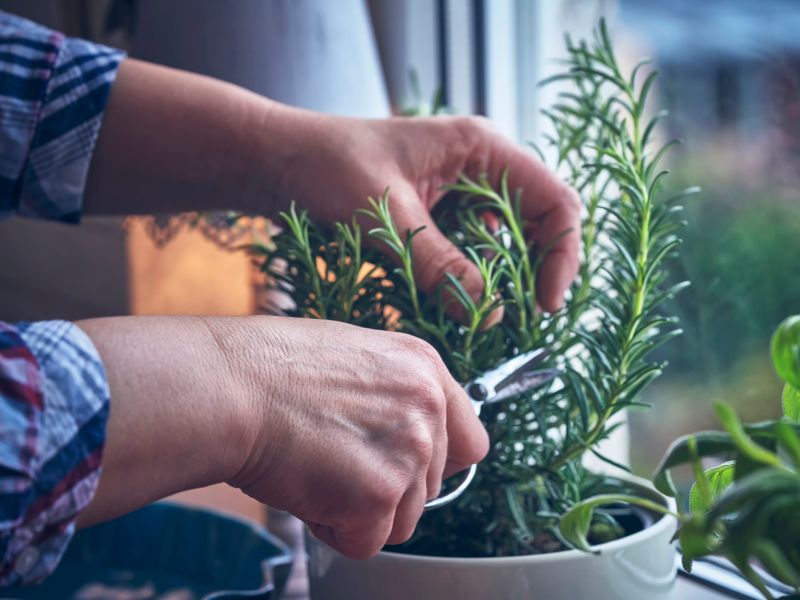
[473,347,547,393]
[484,367,561,405]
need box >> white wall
[131,0,389,118]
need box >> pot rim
[376,474,677,565]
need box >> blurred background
[618,0,800,477]
[1,0,798,585]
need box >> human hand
[83,60,577,312]
[77,315,486,557]
[214,316,489,559]
[270,113,581,315]
[83,59,577,311]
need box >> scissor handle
[423,463,478,511]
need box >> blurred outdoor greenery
[616,0,800,486]
[630,162,800,478]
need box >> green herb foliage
[561,316,800,599]
[248,20,689,556]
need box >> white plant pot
[306,477,677,600]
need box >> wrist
[74,316,258,525]
[200,316,284,489]
[245,99,338,216]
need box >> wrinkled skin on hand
[216,317,489,559]
[271,113,581,317]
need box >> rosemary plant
[562,316,800,599]
[248,20,693,557]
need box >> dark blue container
[3,502,293,599]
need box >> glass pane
[615,0,800,485]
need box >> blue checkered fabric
[0,9,120,586]
[0,10,124,223]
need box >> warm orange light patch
[360,262,386,281]
[126,219,255,315]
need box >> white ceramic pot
[306,477,677,600]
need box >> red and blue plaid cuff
[0,320,109,585]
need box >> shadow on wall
[0,1,128,321]
[0,218,129,321]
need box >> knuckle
[452,115,497,151]
[436,249,473,282]
[408,378,446,419]
[398,333,442,367]
[391,334,449,414]
[404,422,435,464]
[398,331,431,353]
[461,114,495,135]
[366,480,403,513]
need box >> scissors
[424,347,561,511]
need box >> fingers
[304,344,487,559]
[410,335,489,477]
[291,327,489,562]
[465,119,581,312]
[308,511,396,560]
[401,336,486,502]
[386,482,427,546]
[333,514,395,559]
[309,465,430,555]
[491,140,580,312]
[442,375,490,474]
[537,247,578,313]
[389,195,486,323]
[496,140,580,312]
[425,387,448,502]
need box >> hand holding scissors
[424,347,561,511]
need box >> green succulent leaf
[775,420,800,468]
[771,315,800,388]
[651,352,800,598]
[714,401,783,468]
[677,515,716,572]
[689,461,735,514]
[559,494,674,552]
[783,383,800,422]
[750,539,800,589]
[652,430,737,497]
[707,469,800,523]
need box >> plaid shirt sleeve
[0,320,109,586]
[0,10,125,222]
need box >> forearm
[82,58,316,217]
[74,316,254,527]
[67,314,488,560]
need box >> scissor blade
[484,367,561,405]
[475,347,547,391]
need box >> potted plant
[562,316,800,600]
[249,20,695,600]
